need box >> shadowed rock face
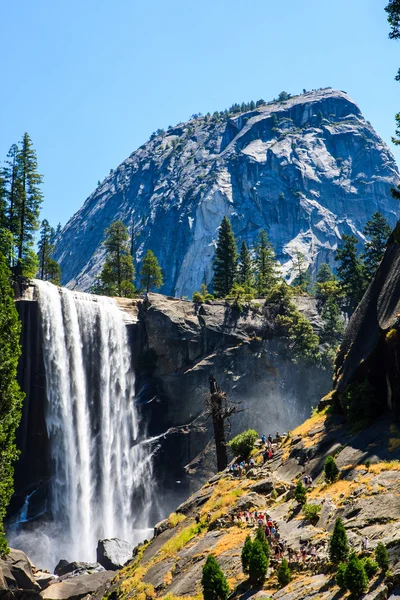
[334,222,400,413]
[53,89,399,296]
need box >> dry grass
[160,594,202,600]
[309,479,359,504]
[212,527,249,557]
[159,523,205,557]
[356,460,400,474]
[168,512,186,527]
[163,571,173,586]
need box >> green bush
[295,480,307,505]
[229,429,259,459]
[241,535,252,574]
[192,291,204,304]
[344,552,368,596]
[336,562,347,589]
[302,503,321,525]
[248,540,268,585]
[324,455,340,483]
[201,554,229,600]
[277,558,291,587]
[362,557,379,579]
[329,518,349,564]
[375,543,389,571]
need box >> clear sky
[1,0,400,228]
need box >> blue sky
[1,0,399,227]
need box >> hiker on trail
[261,434,266,444]
[263,450,268,464]
[362,536,369,551]
[249,457,255,467]
[206,511,212,523]
[268,434,273,444]
[276,431,281,442]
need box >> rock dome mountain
[54,88,399,296]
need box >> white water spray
[10,281,156,569]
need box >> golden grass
[309,479,358,504]
[163,571,173,586]
[286,408,328,441]
[212,527,249,557]
[168,512,186,527]
[160,594,202,600]
[159,523,205,557]
[356,460,400,474]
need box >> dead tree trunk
[208,374,237,472]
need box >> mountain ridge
[54,88,400,295]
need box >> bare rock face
[53,89,399,296]
[96,539,134,571]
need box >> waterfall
[10,280,156,570]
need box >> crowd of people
[228,433,284,477]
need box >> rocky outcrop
[95,411,400,600]
[40,572,114,600]
[53,89,399,296]
[96,539,134,571]
[334,221,400,413]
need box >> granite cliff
[54,88,399,296]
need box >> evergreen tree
[46,258,61,286]
[325,455,340,483]
[201,554,229,600]
[97,220,135,297]
[241,535,253,574]
[316,262,335,285]
[277,558,291,587]
[375,542,389,571]
[295,480,307,505]
[255,527,270,561]
[291,250,311,292]
[335,234,365,312]
[213,217,238,297]
[329,518,349,564]
[14,134,43,276]
[0,252,24,554]
[344,552,368,596]
[238,241,253,287]
[1,144,20,264]
[254,230,278,297]
[317,280,344,346]
[248,539,268,585]
[37,219,55,280]
[140,249,163,293]
[362,212,392,281]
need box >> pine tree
[140,249,163,293]
[97,220,135,297]
[329,518,349,564]
[291,250,311,292]
[2,144,20,261]
[14,134,43,275]
[201,554,229,600]
[375,542,389,571]
[325,455,340,483]
[241,535,253,574]
[362,212,392,281]
[335,234,365,312]
[316,262,335,285]
[317,280,344,346]
[238,241,253,287]
[213,217,238,297]
[248,539,268,585]
[37,219,55,280]
[0,252,25,554]
[255,526,270,561]
[344,552,368,596]
[277,558,291,587]
[254,230,277,297]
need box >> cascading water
[10,280,156,570]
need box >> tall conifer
[362,212,392,281]
[96,220,135,297]
[254,230,277,297]
[238,241,253,287]
[335,234,365,312]
[213,216,238,297]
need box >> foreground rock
[0,549,41,594]
[40,571,114,600]
[96,539,134,571]
[54,561,104,578]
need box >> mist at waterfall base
[9,281,157,571]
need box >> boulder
[250,478,274,495]
[54,563,103,578]
[40,571,114,600]
[0,550,40,592]
[32,573,56,591]
[96,539,134,571]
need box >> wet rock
[96,539,134,571]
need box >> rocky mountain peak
[54,88,399,296]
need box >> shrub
[329,518,349,564]
[365,459,371,470]
[248,540,268,585]
[192,291,204,304]
[241,535,252,574]
[324,455,340,483]
[277,558,291,587]
[295,480,307,505]
[201,554,229,600]
[229,429,259,459]
[270,489,278,500]
[336,562,347,589]
[302,503,321,525]
[362,557,379,579]
[344,552,368,596]
[375,543,389,571]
